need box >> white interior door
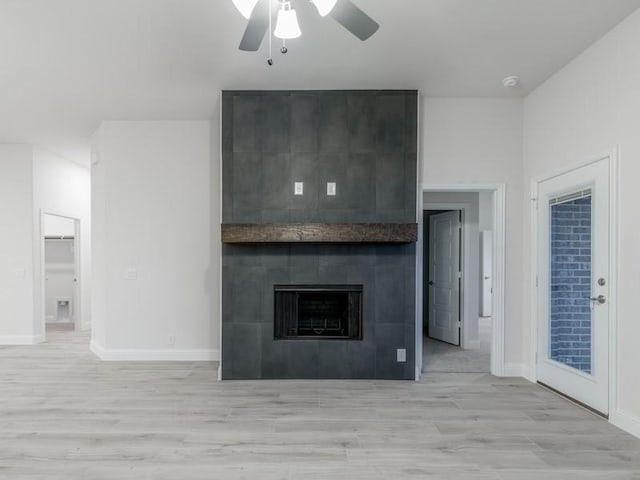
[536,158,610,415]
[428,211,461,345]
[481,231,493,317]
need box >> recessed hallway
[1,330,640,479]
[423,317,493,373]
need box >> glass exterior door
[537,159,610,415]
[549,191,593,374]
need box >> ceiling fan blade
[329,0,379,41]
[239,0,269,51]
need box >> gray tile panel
[222,91,418,380]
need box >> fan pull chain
[267,0,273,65]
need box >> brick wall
[549,196,592,373]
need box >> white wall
[44,215,75,236]
[91,121,215,360]
[0,145,36,343]
[478,191,494,317]
[91,128,107,349]
[33,149,91,333]
[523,8,640,436]
[421,98,524,367]
[423,191,480,349]
[479,192,494,232]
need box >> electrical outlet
[397,348,407,363]
[294,182,304,195]
[168,334,176,346]
[125,268,138,280]
[327,182,336,196]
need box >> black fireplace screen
[274,285,363,340]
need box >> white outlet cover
[294,182,304,195]
[125,268,138,280]
[327,182,337,196]
[397,348,407,363]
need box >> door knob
[428,281,434,286]
[590,295,606,305]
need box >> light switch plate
[294,182,304,195]
[397,348,407,363]
[125,268,138,280]
[327,182,336,196]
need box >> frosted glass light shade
[311,0,337,16]
[232,0,259,19]
[274,3,302,39]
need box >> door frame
[417,184,507,379]
[424,205,468,348]
[39,210,84,337]
[480,230,493,318]
[530,148,618,422]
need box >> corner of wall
[503,363,528,378]
[501,361,536,382]
[614,410,640,439]
[210,100,222,360]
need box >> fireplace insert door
[274,285,363,340]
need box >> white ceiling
[1,0,639,165]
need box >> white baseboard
[614,409,640,439]
[463,340,481,350]
[0,334,44,345]
[90,341,219,362]
[521,364,535,382]
[503,363,526,377]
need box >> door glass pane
[549,192,592,374]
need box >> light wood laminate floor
[1,328,640,479]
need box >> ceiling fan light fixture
[311,0,338,17]
[274,2,302,39]
[232,0,259,19]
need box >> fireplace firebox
[274,285,363,340]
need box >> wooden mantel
[221,223,418,244]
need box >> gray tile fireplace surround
[221,90,417,380]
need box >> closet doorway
[42,213,82,334]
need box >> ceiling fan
[232,0,379,52]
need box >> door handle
[590,295,606,305]
[428,281,434,286]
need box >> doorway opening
[41,212,86,343]
[416,185,506,378]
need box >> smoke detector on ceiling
[502,76,520,88]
